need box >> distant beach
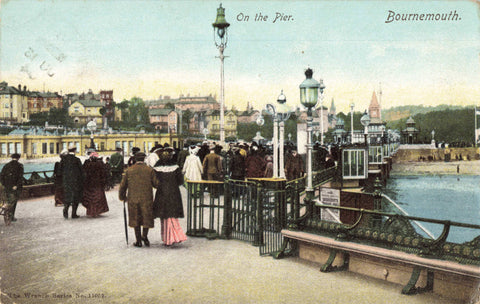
[391,160,480,176]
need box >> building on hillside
[148,108,178,133]
[237,109,261,124]
[27,91,63,117]
[148,94,219,112]
[100,90,115,122]
[204,110,237,139]
[367,91,387,144]
[66,89,120,126]
[68,99,103,125]
[147,94,239,137]
[0,82,29,124]
[401,117,419,144]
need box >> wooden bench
[282,229,480,302]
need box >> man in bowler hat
[119,152,160,247]
[61,144,84,219]
[0,153,23,224]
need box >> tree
[27,108,71,127]
[182,109,192,132]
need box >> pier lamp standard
[350,102,355,143]
[86,120,97,149]
[266,90,292,178]
[299,68,325,203]
[212,3,230,144]
[360,110,370,146]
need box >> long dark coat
[245,154,266,178]
[153,165,184,219]
[54,159,65,205]
[0,160,24,193]
[82,158,108,216]
[285,153,305,181]
[61,153,84,206]
[229,152,246,180]
[119,162,159,228]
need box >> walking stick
[123,200,128,245]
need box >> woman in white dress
[182,145,203,194]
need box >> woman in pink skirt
[153,147,187,246]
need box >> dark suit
[61,153,84,218]
[0,159,24,222]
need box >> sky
[1,0,479,114]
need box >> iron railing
[185,166,338,256]
[299,203,480,265]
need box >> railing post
[221,179,232,238]
[253,181,264,246]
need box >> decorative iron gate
[185,166,338,256]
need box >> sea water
[384,175,480,243]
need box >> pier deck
[0,187,466,304]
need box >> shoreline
[391,160,480,176]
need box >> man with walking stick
[119,152,160,247]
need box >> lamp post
[276,90,290,179]
[86,120,97,149]
[350,102,355,143]
[266,90,292,178]
[299,68,325,201]
[360,110,370,146]
[212,4,230,144]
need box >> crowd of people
[1,140,337,247]
[51,143,188,248]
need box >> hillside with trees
[386,107,477,146]
[382,104,466,122]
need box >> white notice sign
[320,187,340,222]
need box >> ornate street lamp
[213,3,230,144]
[299,68,325,200]
[360,110,370,146]
[87,120,97,149]
[266,90,292,178]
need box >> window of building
[42,143,47,154]
[15,143,21,154]
[342,149,367,179]
[32,143,37,155]
[8,142,14,155]
[4,103,8,108]
[100,142,105,151]
[74,106,79,112]
[75,142,80,152]
[49,143,55,154]
[1,143,7,155]
[368,146,383,164]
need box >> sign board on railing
[320,187,340,222]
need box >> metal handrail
[314,202,480,230]
[382,193,436,239]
